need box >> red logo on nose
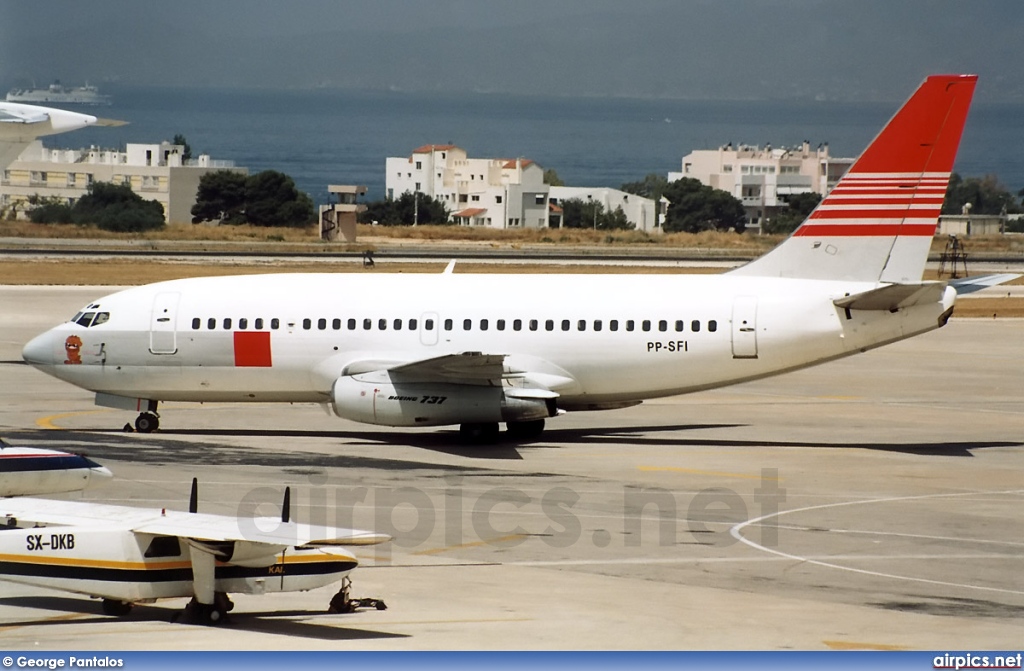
[64,335,83,364]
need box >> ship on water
[5,81,111,106]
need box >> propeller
[189,477,198,514]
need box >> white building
[0,140,245,224]
[547,186,658,232]
[386,144,550,229]
[668,142,854,230]
[386,144,657,231]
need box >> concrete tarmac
[0,287,1022,650]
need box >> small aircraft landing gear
[328,577,387,614]
[101,598,133,617]
[181,596,228,626]
[134,411,159,433]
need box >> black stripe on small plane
[0,559,357,583]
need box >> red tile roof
[501,158,535,169]
[454,208,487,218]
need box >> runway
[1,287,1022,650]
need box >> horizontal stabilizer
[949,273,1021,295]
[833,282,946,312]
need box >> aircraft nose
[22,331,56,367]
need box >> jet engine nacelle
[331,376,554,427]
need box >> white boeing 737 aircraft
[23,75,979,442]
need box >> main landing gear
[328,577,387,614]
[134,411,159,433]
[176,593,234,626]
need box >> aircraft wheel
[328,591,354,614]
[135,412,159,433]
[101,599,133,617]
[506,419,545,440]
[214,591,234,612]
[459,422,500,444]
[184,598,227,626]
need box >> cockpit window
[70,311,110,328]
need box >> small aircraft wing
[0,498,389,548]
[136,512,390,547]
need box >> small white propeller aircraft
[0,439,112,496]
[22,74,996,442]
[0,479,390,624]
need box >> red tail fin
[732,74,977,282]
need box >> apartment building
[668,142,854,229]
[386,144,551,229]
[1,140,245,224]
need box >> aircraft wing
[387,351,506,385]
[0,498,389,548]
[0,108,50,124]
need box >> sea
[59,85,1024,207]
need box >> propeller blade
[189,477,198,514]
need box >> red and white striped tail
[732,74,977,283]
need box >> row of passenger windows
[190,316,718,333]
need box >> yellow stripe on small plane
[0,552,348,570]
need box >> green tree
[543,168,565,187]
[559,198,601,229]
[26,195,73,224]
[359,192,449,225]
[244,170,314,227]
[763,192,821,235]
[191,170,314,227]
[662,178,745,233]
[558,199,633,230]
[602,206,632,230]
[943,173,1022,215]
[71,182,165,232]
[621,173,669,201]
[172,134,193,162]
[191,170,247,224]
